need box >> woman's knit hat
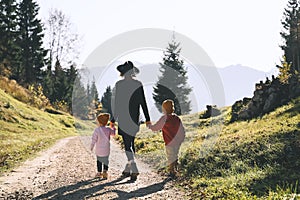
[162,99,174,114]
[97,113,110,125]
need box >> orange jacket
[149,114,185,146]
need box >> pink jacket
[91,126,116,157]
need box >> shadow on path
[33,177,171,199]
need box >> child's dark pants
[97,156,109,172]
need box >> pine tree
[153,37,191,115]
[17,0,46,85]
[52,60,67,102]
[0,0,19,77]
[41,68,54,103]
[101,86,112,116]
[65,64,77,111]
[90,79,99,106]
[280,0,300,73]
[86,79,100,118]
[72,75,89,119]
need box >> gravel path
[0,136,185,199]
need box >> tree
[64,64,77,111]
[52,60,67,102]
[41,9,81,113]
[44,9,80,70]
[277,56,292,84]
[153,36,192,115]
[280,0,300,73]
[72,75,89,119]
[0,0,19,77]
[89,78,99,106]
[42,67,54,103]
[87,79,101,118]
[101,86,113,116]
[16,0,47,85]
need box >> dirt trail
[0,136,185,199]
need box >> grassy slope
[0,89,93,174]
[134,97,300,199]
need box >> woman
[111,61,151,181]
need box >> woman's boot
[130,160,139,181]
[121,162,131,177]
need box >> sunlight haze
[38,0,286,72]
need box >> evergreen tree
[89,78,99,106]
[52,60,67,102]
[72,75,89,119]
[0,0,19,77]
[17,0,46,85]
[101,86,112,116]
[65,64,77,111]
[87,79,100,117]
[280,0,300,73]
[41,68,54,103]
[153,37,191,115]
[42,61,78,112]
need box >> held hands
[145,121,152,128]
[110,122,115,128]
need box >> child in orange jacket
[148,99,185,176]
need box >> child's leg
[97,160,103,172]
[173,145,180,167]
[165,145,180,175]
[95,159,103,178]
[103,156,109,171]
[101,156,109,179]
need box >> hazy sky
[38,0,287,72]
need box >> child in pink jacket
[91,113,116,179]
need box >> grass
[0,88,94,174]
[134,97,300,199]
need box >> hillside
[0,88,92,174]
[133,97,300,199]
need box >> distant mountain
[137,63,272,109]
[218,64,272,106]
[81,62,276,119]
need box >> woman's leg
[131,136,136,154]
[127,135,139,180]
[122,134,135,161]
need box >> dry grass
[0,88,93,174]
[0,76,50,109]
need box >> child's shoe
[102,171,108,179]
[95,172,102,179]
[168,163,177,178]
